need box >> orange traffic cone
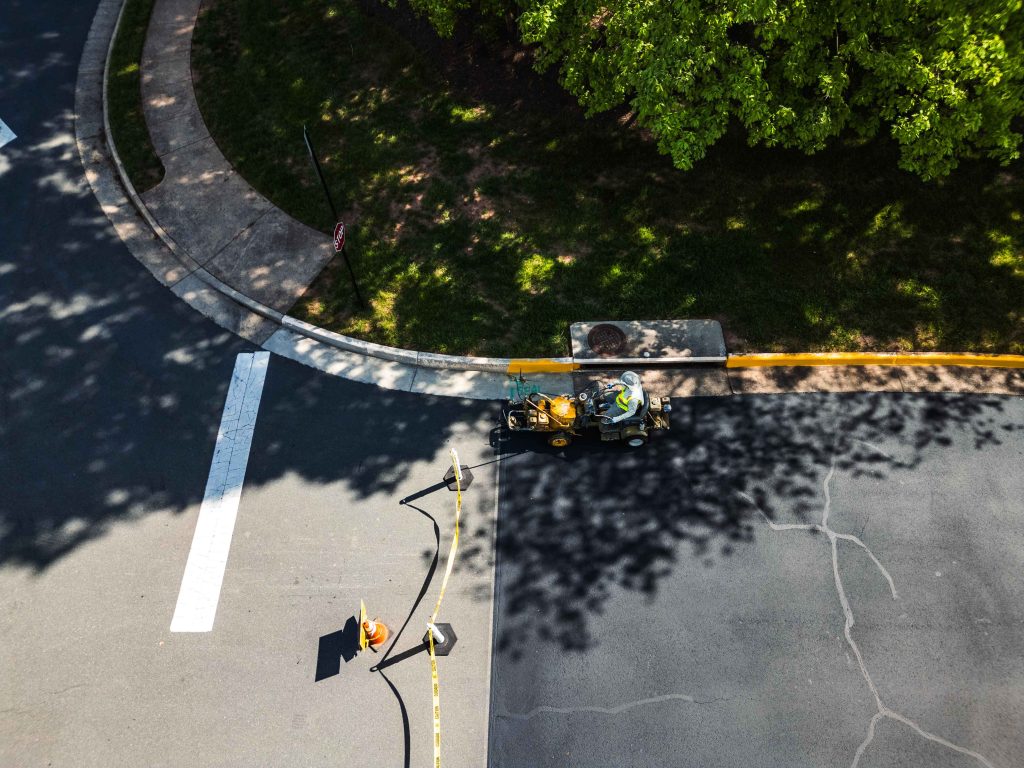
[362,618,389,650]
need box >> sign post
[303,125,364,309]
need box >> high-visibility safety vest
[616,389,637,410]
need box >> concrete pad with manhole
[488,391,1024,768]
[570,320,727,367]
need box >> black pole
[339,242,364,309]
[303,125,364,308]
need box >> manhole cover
[587,324,628,357]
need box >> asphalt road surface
[2,3,494,765]
[2,352,499,766]
[0,0,253,573]
[3,2,1023,768]
[490,392,1024,768]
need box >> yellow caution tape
[359,599,367,651]
[430,448,462,625]
[430,630,441,768]
[427,448,464,768]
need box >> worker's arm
[607,395,639,423]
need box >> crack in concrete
[497,692,725,721]
[46,683,88,697]
[738,454,998,768]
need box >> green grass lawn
[107,0,164,193]
[191,0,1024,357]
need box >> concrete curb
[95,0,575,379]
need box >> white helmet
[621,371,641,388]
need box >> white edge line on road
[170,351,270,632]
[483,442,505,766]
[0,118,16,149]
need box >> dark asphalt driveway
[0,0,253,572]
[490,392,1023,768]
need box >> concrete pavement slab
[203,206,334,312]
[282,316,419,365]
[147,0,201,31]
[265,326,578,401]
[897,365,1024,395]
[262,328,419,392]
[142,18,194,59]
[171,273,278,344]
[146,100,210,157]
[141,79,195,124]
[729,365,905,393]
[142,136,273,262]
[140,6,204,158]
[73,72,103,139]
[100,198,195,285]
[140,54,194,100]
[77,4,120,75]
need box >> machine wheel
[623,427,648,448]
[548,431,573,448]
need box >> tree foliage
[398,0,1024,178]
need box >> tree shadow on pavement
[0,26,501,574]
[0,107,250,571]
[484,391,1020,658]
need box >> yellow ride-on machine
[504,379,671,448]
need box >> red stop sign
[333,222,346,252]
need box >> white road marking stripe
[0,119,15,149]
[170,351,270,632]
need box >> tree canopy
[399,0,1024,178]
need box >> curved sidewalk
[140,0,332,317]
[75,0,1024,400]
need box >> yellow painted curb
[506,359,580,374]
[727,353,1024,369]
